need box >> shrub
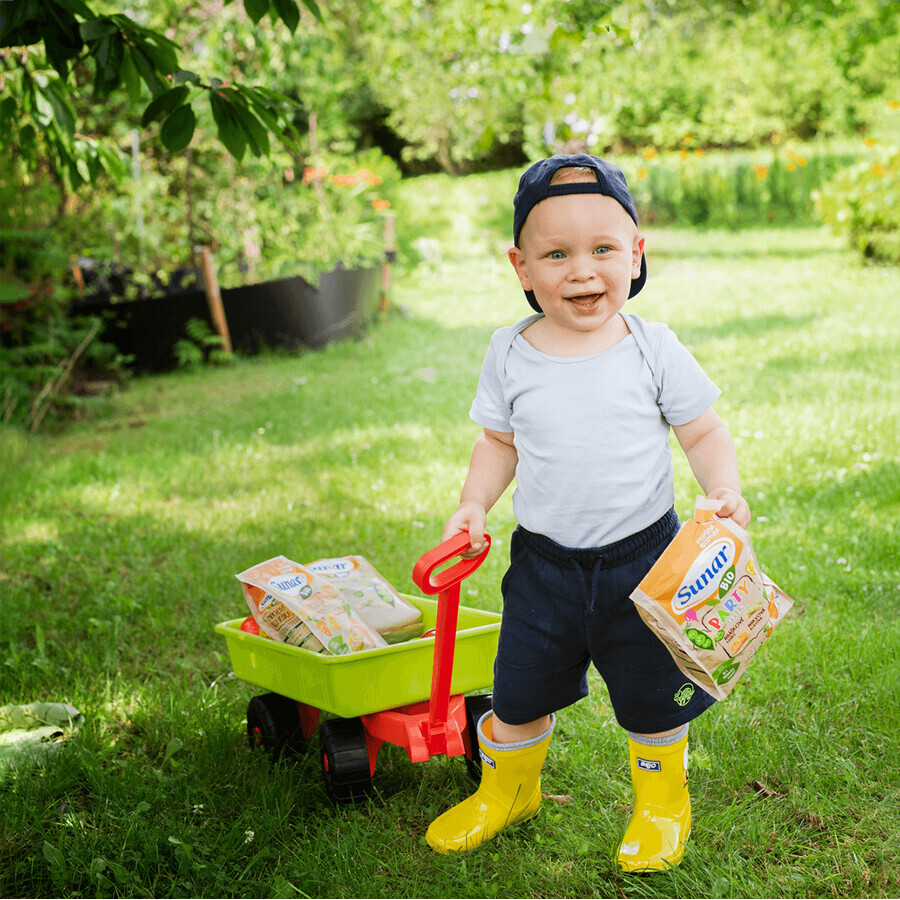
[814,146,900,264]
[620,144,858,229]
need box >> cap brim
[524,255,648,312]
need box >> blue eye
[548,250,565,260]
[594,246,611,255]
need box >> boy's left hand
[707,487,751,529]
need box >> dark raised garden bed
[71,263,382,372]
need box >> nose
[566,252,596,282]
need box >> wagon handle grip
[413,532,491,753]
[412,532,491,594]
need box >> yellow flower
[637,167,648,181]
[870,164,887,177]
[642,147,658,160]
[888,100,900,111]
[679,149,689,161]
[787,160,797,171]
[694,148,705,158]
[754,164,768,180]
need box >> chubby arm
[673,407,751,528]
[443,427,517,553]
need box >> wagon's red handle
[412,532,491,595]
[413,532,491,755]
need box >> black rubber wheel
[464,693,493,781]
[320,717,373,804]
[246,692,306,760]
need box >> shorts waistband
[516,507,679,570]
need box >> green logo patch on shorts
[674,683,695,707]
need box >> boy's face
[508,189,644,339]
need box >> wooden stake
[380,213,395,316]
[199,246,232,353]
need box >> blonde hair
[549,166,599,185]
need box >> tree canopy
[0,0,320,189]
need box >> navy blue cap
[512,154,647,312]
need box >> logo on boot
[479,749,496,769]
[637,757,662,772]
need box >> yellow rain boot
[426,712,555,853]
[615,725,691,873]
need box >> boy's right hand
[442,501,488,558]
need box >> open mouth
[566,293,602,308]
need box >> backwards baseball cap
[512,153,647,313]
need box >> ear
[633,235,645,278]
[508,246,532,291]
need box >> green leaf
[55,0,93,16]
[42,841,66,870]
[128,45,161,95]
[79,18,119,42]
[45,79,77,136]
[209,92,246,161]
[141,85,189,127]
[172,70,200,86]
[120,49,142,108]
[95,142,127,180]
[0,284,31,304]
[237,87,280,133]
[229,97,270,156]
[299,0,321,21]
[272,0,300,33]
[243,0,270,24]
[160,104,196,153]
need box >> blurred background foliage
[1,0,898,429]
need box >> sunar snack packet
[241,583,327,653]
[630,497,794,700]
[236,556,387,655]
[304,556,425,644]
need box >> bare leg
[490,713,553,744]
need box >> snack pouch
[630,497,794,700]
[305,556,425,644]
[236,556,387,655]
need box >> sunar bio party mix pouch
[630,498,794,700]
[303,556,425,644]
[236,556,387,656]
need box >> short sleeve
[469,327,515,433]
[653,326,721,426]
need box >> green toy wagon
[216,533,501,802]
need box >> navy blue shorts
[491,508,716,733]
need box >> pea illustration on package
[630,497,795,700]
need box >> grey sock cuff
[478,711,555,752]
[627,723,689,747]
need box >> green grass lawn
[1,170,899,898]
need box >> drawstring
[565,554,608,614]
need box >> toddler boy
[427,153,750,872]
